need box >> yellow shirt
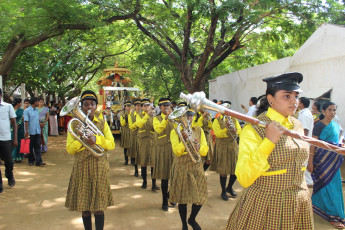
[153,113,169,134]
[136,111,150,128]
[191,112,210,129]
[236,107,294,188]
[128,111,138,131]
[170,127,209,157]
[120,115,127,127]
[66,114,115,155]
[212,115,241,138]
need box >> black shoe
[28,162,34,166]
[226,188,237,197]
[0,184,3,193]
[134,172,139,177]
[188,218,201,230]
[141,182,147,189]
[151,185,160,191]
[182,224,188,230]
[170,202,177,206]
[162,204,168,211]
[124,162,128,165]
[221,193,229,201]
[8,178,15,187]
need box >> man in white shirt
[241,97,258,117]
[298,97,314,187]
[298,97,314,137]
[0,88,18,193]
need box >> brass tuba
[60,96,105,157]
[168,106,201,164]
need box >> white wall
[209,57,290,113]
[209,24,345,128]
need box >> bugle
[180,91,345,155]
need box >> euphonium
[60,96,105,157]
[168,106,201,164]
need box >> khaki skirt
[210,137,238,175]
[120,127,130,149]
[153,142,174,180]
[136,136,153,166]
[169,154,207,205]
[65,152,113,212]
[128,131,138,158]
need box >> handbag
[20,139,30,154]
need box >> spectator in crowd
[308,102,345,229]
[298,97,314,136]
[24,97,46,166]
[312,101,322,123]
[38,98,49,153]
[241,97,258,117]
[298,97,314,187]
[24,98,30,110]
[49,103,59,136]
[12,98,25,162]
[0,88,17,193]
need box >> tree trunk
[0,38,24,84]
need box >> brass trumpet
[60,96,105,157]
[168,106,201,164]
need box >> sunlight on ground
[134,219,147,227]
[110,183,130,190]
[131,194,143,199]
[15,178,34,182]
[40,196,66,208]
[113,168,127,171]
[16,171,37,176]
[71,217,83,225]
[108,202,128,210]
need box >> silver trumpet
[60,96,105,157]
[168,106,201,164]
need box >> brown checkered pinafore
[120,113,130,149]
[136,113,154,166]
[226,114,314,230]
[169,126,207,205]
[152,115,174,180]
[65,117,114,212]
[128,111,138,159]
[211,116,238,175]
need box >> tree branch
[134,16,181,70]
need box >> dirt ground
[0,134,341,230]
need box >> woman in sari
[38,98,49,153]
[11,98,25,162]
[49,103,59,136]
[308,101,345,229]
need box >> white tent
[209,23,345,128]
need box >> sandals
[331,222,345,229]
